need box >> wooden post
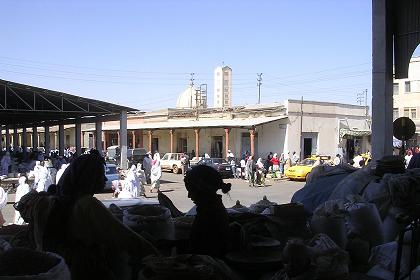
[249,128,255,157]
[148,130,153,152]
[194,128,200,158]
[224,128,230,158]
[169,129,174,153]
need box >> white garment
[204,153,210,158]
[0,187,7,226]
[405,155,413,168]
[333,156,341,165]
[14,177,30,224]
[151,153,162,191]
[36,166,52,192]
[56,164,69,184]
[125,165,140,197]
[353,155,364,168]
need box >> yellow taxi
[285,155,331,181]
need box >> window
[404,108,410,117]
[393,83,399,95]
[393,108,399,120]
[412,109,417,119]
[405,81,411,93]
[403,107,417,119]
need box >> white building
[176,85,207,109]
[393,56,420,144]
[214,66,232,108]
[90,100,370,162]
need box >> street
[2,172,305,224]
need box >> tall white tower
[214,66,232,108]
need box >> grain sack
[367,241,411,279]
[123,204,174,240]
[381,206,406,243]
[0,248,70,280]
[311,200,347,248]
[345,201,384,247]
[173,216,195,240]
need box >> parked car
[161,153,184,174]
[285,155,331,181]
[104,163,119,191]
[195,158,233,178]
[127,148,147,166]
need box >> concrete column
[249,128,255,157]
[5,125,10,152]
[117,131,120,146]
[139,130,144,148]
[59,124,65,156]
[372,0,394,160]
[82,132,85,148]
[32,126,38,150]
[13,127,18,150]
[169,129,174,153]
[131,131,136,149]
[54,132,58,149]
[224,128,230,158]
[103,131,107,149]
[22,127,27,155]
[44,126,50,155]
[148,130,153,152]
[75,122,82,156]
[95,121,103,154]
[29,133,33,148]
[194,128,200,158]
[120,110,128,170]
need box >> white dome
[176,86,196,108]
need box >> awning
[340,128,371,139]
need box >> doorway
[152,138,159,153]
[211,136,223,158]
[303,138,312,158]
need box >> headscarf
[184,165,231,196]
[57,150,106,201]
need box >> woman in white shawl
[14,176,30,224]
[150,152,162,193]
[125,165,140,197]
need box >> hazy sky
[1,0,417,111]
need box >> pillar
[169,129,174,153]
[59,124,65,156]
[13,127,18,151]
[224,128,230,158]
[120,110,128,170]
[44,126,50,155]
[54,132,58,150]
[82,132,85,148]
[131,131,136,149]
[75,122,82,156]
[148,130,153,152]
[22,127,27,155]
[117,131,120,146]
[194,128,200,158]
[5,125,10,152]
[95,121,102,154]
[32,126,38,150]
[103,131,107,149]
[138,130,143,148]
[0,126,2,151]
[249,128,255,157]
[372,0,393,160]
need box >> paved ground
[2,172,305,223]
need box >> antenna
[257,73,263,104]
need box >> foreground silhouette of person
[18,150,158,280]
[184,165,231,258]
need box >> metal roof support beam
[63,97,88,112]
[22,127,27,157]
[95,121,103,155]
[75,120,82,156]
[8,86,33,110]
[120,110,128,170]
[5,125,10,152]
[44,126,50,155]
[372,0,394,160]
[32,126,38,150]
[59,124,65,156]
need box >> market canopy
[0,79,137,127]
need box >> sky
[0,0,418,111]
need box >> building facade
[83,100,370,162]
[393,56,420,145]
[214,66,232,108]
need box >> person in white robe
[14,176,30,224]
[125,165,140,198]
[1,152,11,176]
[150,152,162,193]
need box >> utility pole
[300,96,304,161]
[257,73,263,104]
[189,73,195,109]
[364,88,368,116]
